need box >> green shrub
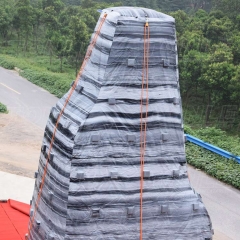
[0,102,8,113]
[185,125,240,155]
[0,56,15,69]
[0,54,75,98]
[20,69,72,97]
[185,125,240,189]
[186,143,240,189]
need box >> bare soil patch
[0,112,43,178]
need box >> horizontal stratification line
[106,62,177,69]
[115,33,175,40]
[33,187,68,217]
[97,98,177,105]
[117,20,175,26]
[44,127,73,156]
[115,27,175,36]
[39,156,70,185]
[32,198,67,232]
[70,175,187,183]
[87,111,181,120]
[71,159,187,167]
[102,83,178,89]
[81,89,98,102]
[81,121,182,132]
[82,76,102,89]
[67,198,197,211]
[68,187,192,197]
[65,213,206,226]
[55,105,84,126]
[49,113,76,141]
[57,91,95,115]
[94,42,112,55]
[74,142,184,151]
[111,40,176,48]
[107,54,177,61]
[43,134,71,159]
[66,193,198,210]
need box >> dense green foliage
[185,125,240,189]
[0,0,240,109]
[63,0,213,12]
[174,9,240,108]
[0,102,8,113]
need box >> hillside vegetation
[0,0,239,111]
[185,125,240,189]
[0,0,239,104]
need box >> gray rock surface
[28,7,213,240]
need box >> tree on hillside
[213,0,240,19]
[179,50,206,103]
[32,6,43,53]
[15,0,34,53]
[189,0,212,12]
[229,65,240,105]
[230,34,240,64]
[124,0,136,6]
[157,0,191,12]
[204,11,233,43]
[200,43,235,105]
[0,6,14,45]
[170,10,189,35]
[42,0,64,11]
[68,15,89,75]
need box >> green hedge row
[20,69,70,97]
[0,54,73,98]
[0,102,8,113]
[185,125,240,189]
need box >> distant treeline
[0,0,240,108]
[61,0,214,12]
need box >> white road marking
[0,82,21,95]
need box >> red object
[0,199,30,240]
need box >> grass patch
[0,102,8,113]
[0,54,75,98]
[185,125,240,189]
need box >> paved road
[0,67,58,129]
[0,67,240,239]
[188,166,240,240]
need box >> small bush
[0,102,8,113]
[0,56,15,69]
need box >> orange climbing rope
[140,21,150,240]
[28,13,108,236]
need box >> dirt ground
[0,112,43,178]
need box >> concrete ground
[188,166,240,240]
[0,171,34,204]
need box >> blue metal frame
[185,134,240,164]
